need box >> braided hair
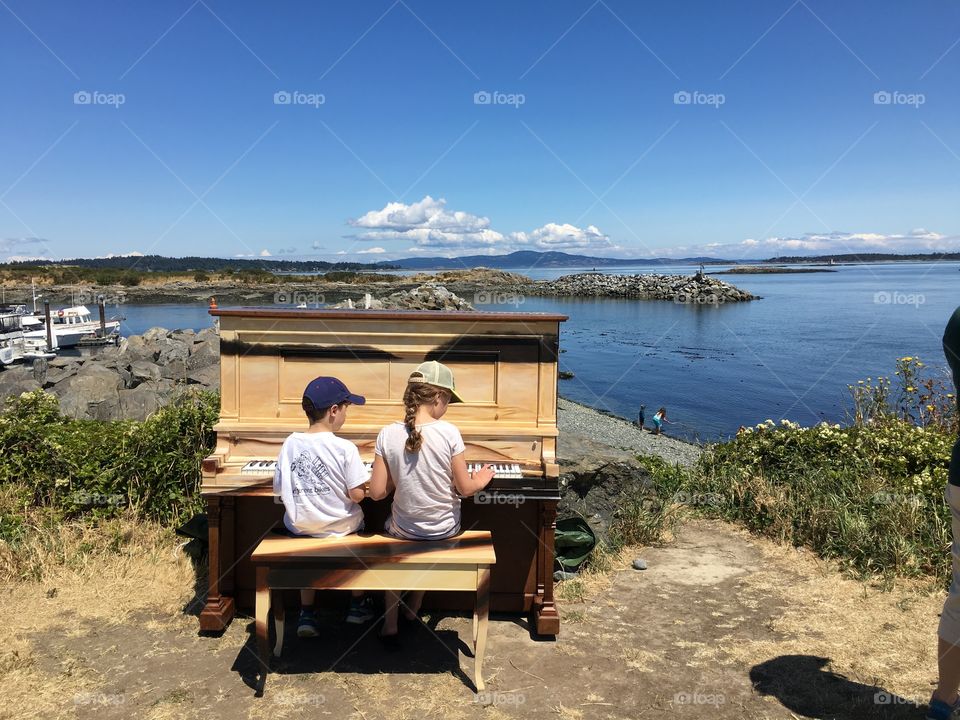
[403,379,441,453]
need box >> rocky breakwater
[329,283,474,311]
[528,272,757,303]
[0,326,220,421]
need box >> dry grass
[0,516,194,720]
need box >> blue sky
[1,0,959,262]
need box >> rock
[553,570,579,582]
[558,438,655,546]
[119,383,162,420]
[118,334,158,362]
[330,284,474,311]
[0,366,41,398]
[186,364,219,388]
[186,338,219,372]
[32,358,48,385]
[632,558,648,571]
[43,363,80,387]
[141,327,170,343]
[525,272,757,303]
[54,364,122,420]
[128,360,161,386]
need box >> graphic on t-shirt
[290,451,333,496]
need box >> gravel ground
[558,397,703,467]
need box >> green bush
[0,389,219,528]
[688,419,953,583]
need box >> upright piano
[199,308,567,636]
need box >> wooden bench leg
[475,565,491,692]
[272,590,285,658]
[255,566,270,694]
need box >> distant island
[2,249,959,275]
[710,266,837,275]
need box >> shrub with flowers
[687,356,957,584]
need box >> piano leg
[272,590,285,657]
[533,500,561,636]
[199,495,237,632]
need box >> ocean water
[109,262,959,442]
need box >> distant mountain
[379,250,733,270]
[766,252,960,264]
[2,255,396,272]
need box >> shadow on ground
[750,655,925,719]
[232,610,479,693]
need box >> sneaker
[927,694,960,720]
[346,596,375,625]
[297,610,319,638]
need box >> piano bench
[249,529,497,694]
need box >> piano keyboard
[240,459,523,480]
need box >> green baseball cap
[408,360,464,403]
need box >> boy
[274,376,374,637]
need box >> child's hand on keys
[474,463,496,486]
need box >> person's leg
[403,590,425,620]
[382,591,401,636]
[297,589,319,638]
[934,481,960,706]
[934,638,960,704]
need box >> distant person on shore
[652,407,670,435]
[274,377,375,638]
[637,405,646,429]
[930,306,960,720]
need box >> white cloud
[653,229,960,259]
[3,255,48,263]
[511,222,612,250]
[356,246,386,254]
[95,251,145,259]
[233,248,274,258]
[349,196,612,253]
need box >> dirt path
[3,519,943,720]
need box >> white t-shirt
[273,432,367,537]
[375,420,466,539]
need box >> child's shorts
[384,516,459,542]
[939,483,960,643]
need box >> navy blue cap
[302,377,366,409]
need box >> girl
[652,407,670,435]
[368,360,495,643]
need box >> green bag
[554,516,597,572]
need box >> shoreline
[0,269,756,306]
[558,396,703,467]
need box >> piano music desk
[250,530,496,694]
